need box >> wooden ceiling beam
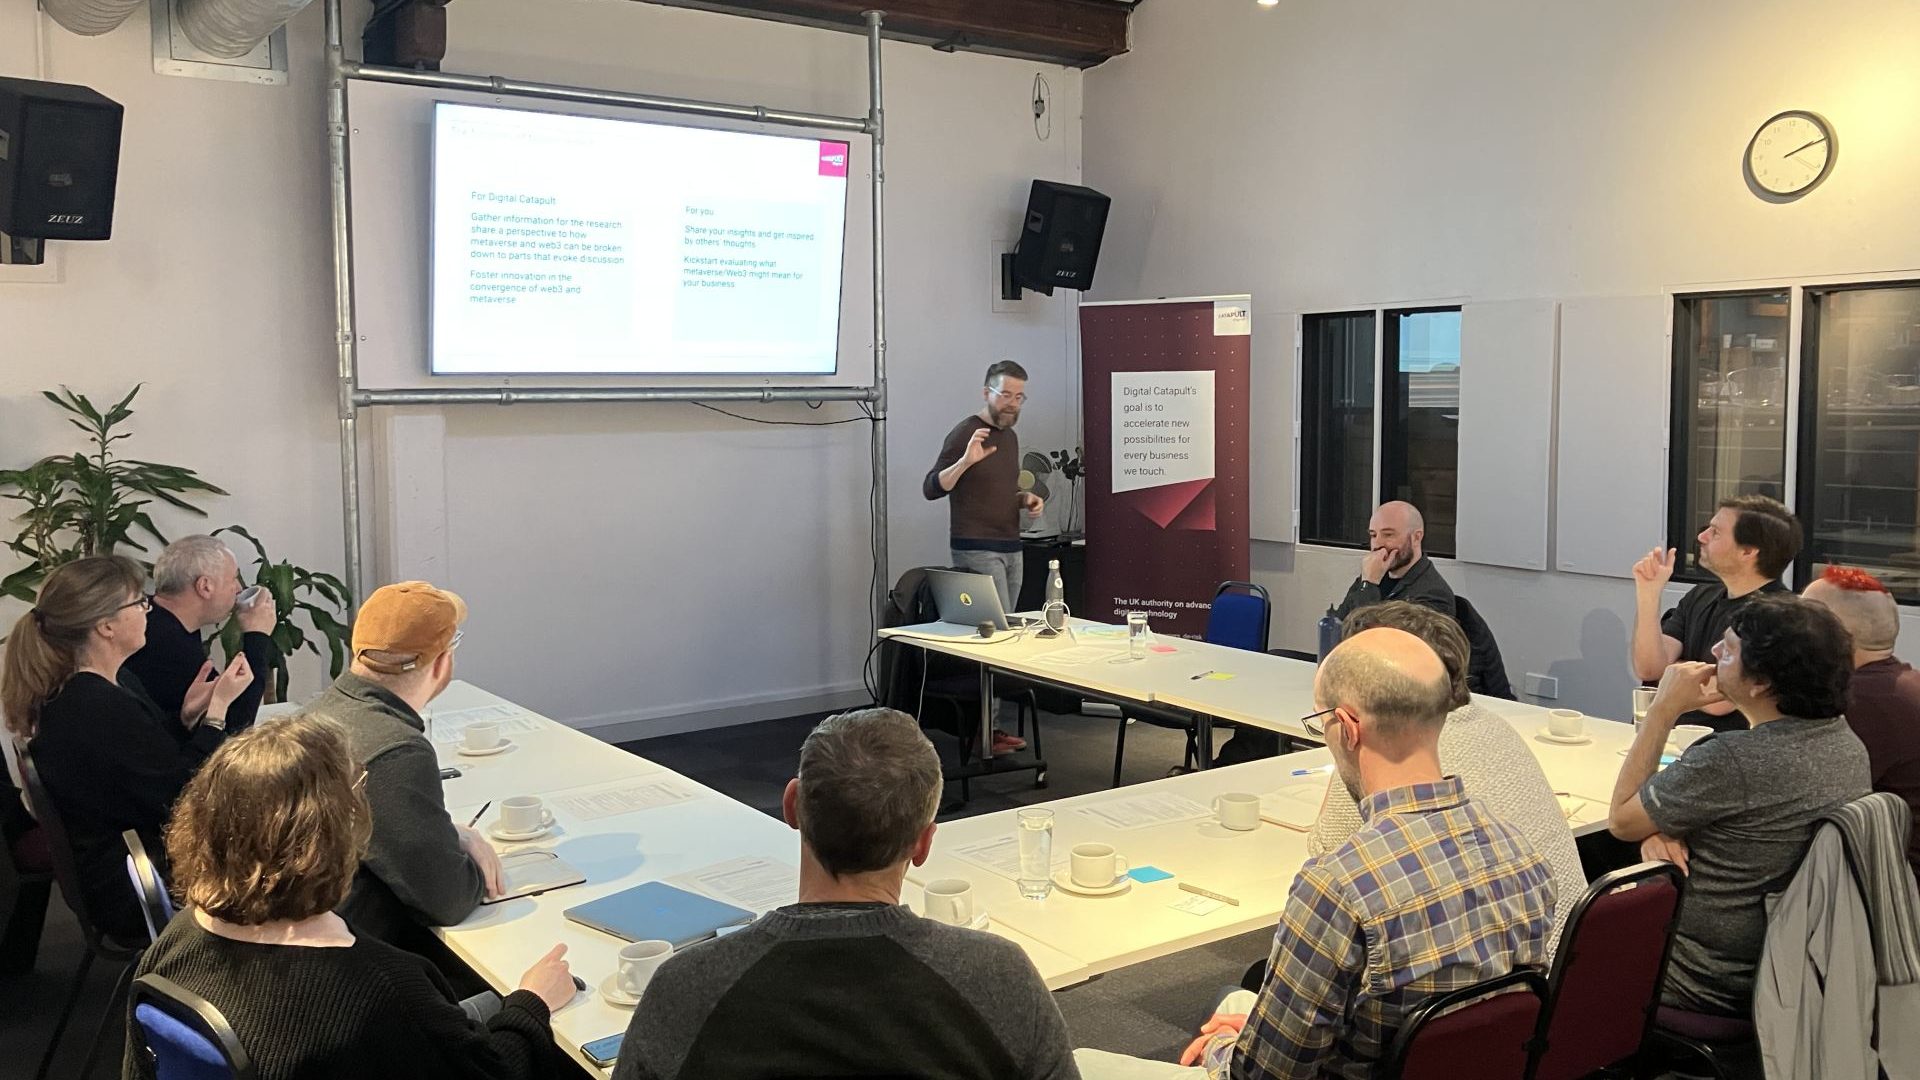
[632,0,1135,68]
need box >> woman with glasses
[1,555,252,942]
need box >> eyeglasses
[1301,706,1340,739]
[353,769,368,791]
[448,630,464,652]
[118,595,153,614]
[989,388,1027,404]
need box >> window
[1382,309,1462,558]
[1669,291,1791,580]
[1800,283,1920,602]
[1299,312,1376,547]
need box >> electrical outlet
[1523,673,1559,700]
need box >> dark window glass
[1800,283,1920,603]
[1381,308,1462,558]
[1670,292,1791,579]
[1300,312,1376,547]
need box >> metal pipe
[354,386,878,407]
[340,61,873,134]
[325,0,365,604]
[865,10,891,632]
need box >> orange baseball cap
[352,581,467,674]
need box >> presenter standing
[923,360,1043,754]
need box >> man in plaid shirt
[1183,627,1556,1079]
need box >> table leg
[1195,713,1212,770]
[980,666,996,760]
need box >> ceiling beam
[632,0,1134,68]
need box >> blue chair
[1111,582,1272,785]
[124,829,175,944]
[129,974,255,1080]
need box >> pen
[1179,882,1240,907]
[466,801,491,828]
[1290,764,1333,776]
[1190,670,1214,680]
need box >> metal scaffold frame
[323,0,891,622]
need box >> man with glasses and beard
[924,359,1045,755]
[1332,501,1455,621]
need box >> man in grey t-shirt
[1609,593,1870,1017]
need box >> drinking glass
[1126,612,1150,659]
[1632,686,1657,732]
[1016,808,1054,899]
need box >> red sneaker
[991,729,1028,753]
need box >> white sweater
[1307,701,1587,951]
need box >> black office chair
[0,774,54,974]
[22,749,143,1080]
[124,829,176,945]
[1454,594,1516,700]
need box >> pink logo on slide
[818,142,849,177]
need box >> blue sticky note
[1128,866,1173,883]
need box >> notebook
[563,881,755,947]
[480,850,587,905]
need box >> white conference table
[882,619,1634,837]
[909,750,1335,979]
[412,682,1089,1075]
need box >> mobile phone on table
[439,767,462,780]
[583,1034,623,1068]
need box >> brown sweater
[923,415,1022,551]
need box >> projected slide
[430,103,850,376]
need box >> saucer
[487,814,554,842]
[1052,869,1132,897]
[1535,731,1593,746]
[599,973,643,1008]
[457,740,512,758]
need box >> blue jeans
[950,548,1023,613]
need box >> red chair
[1378,969,1546,1080]
[1528,861,1686,1080]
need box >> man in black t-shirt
[1630,495,1802,732]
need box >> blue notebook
[563,881,755,948]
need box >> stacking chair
[124,829,176,944]
[128,974,256,1080]
[1111,581,1270,785]
[1377,969,1546,1080]
[21,750,143,1080]
[1,782,54,974]
[1528,861,1686,1080]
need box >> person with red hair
[1803,565,1920,881]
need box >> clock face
[1746,111,1834,198]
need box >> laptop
[926,569,1031,632]
[562,881,755,948]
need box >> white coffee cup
[1546,709,1586,739]
[463,721,503,752]
[1213,792,1261,831]
[498,795,551,834]
[923,878,976,927]
[1069,842,1128,888]
[616,940,673,997]
[1670,724,1714,753]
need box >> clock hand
[1784,136,1828,158]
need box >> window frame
[1296,309,1380,551]
[1665,288,1795,586]
[1794,277,1920,598]
[1380,305,1464,560]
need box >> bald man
[1332,501,1456,621]
[1804,566,1920,880]
[1165,628,1553,1079]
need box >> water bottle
[1016,807,1055,899]
[1317,606,1341,661]
[1043,559,1067,632]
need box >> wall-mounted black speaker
[0,77,125,243]
[1010,179,1110,296]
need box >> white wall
[1084,0,1920,718]
[0,0,1085,735]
